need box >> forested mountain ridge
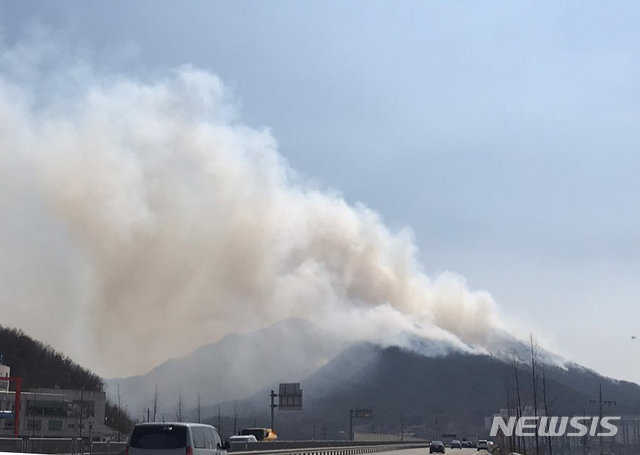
[0,325,133,434]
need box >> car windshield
[130,425,187,449]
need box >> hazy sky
[1,1,639,381]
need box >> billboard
[278,383,302,410]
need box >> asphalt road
[384,448,480,455]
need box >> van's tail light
[186,446,193,455]
[125,447,129,455]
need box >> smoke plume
[0,37,508,376]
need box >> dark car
[450,440,462,449]
[429,441,445,453]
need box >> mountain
[0,326,103,391]
[0,325,134,434]
[107,318,640,440]
[201,343,640,440]
[105,318,348,419]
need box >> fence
[0,438,126,454]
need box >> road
[383,448,479,455]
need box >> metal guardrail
[0,438,426,455]
[230,441,429,455]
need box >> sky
[0,1,639,381]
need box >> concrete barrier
[26,438,75,454]
[90,441,127,455]
[0,437,23,453]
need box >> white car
[128,422,226,455]
[476,439,489,451]
[227,436,257,443]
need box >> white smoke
[0,36,509,376]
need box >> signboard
[278,383,302,410]
[354,409,373,418]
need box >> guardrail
[230,441,429,455]
[0,438,426,455]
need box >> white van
[128,423,226,455]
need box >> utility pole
[79,387,84,441]
[589,382,617,455]
[349,409,354,441]
[269,390,278,430]
[233,405,237,435]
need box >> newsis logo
[490,416,621,438]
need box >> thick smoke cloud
[0,37,508,376]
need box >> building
[0,387,114,440]
[0,358,9,392]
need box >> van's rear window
[130,425,187,449]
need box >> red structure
[1,377,22,437]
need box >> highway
[382,448,479,455]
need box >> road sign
[354,409,373,418]
[278,383,302,410]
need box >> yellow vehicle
[240,427,277,441]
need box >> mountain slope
[105,318,348,418]
[207,343,640,440]
[0,325,133,434]
[107,317,640,440]
[0,325,103,391]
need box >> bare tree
[530,334,540,455]
[233,405,237,435]
[117,384,122,441]
[514,355,525,454]
[196,392,201,423]
[177,393,183,421]
[153,385,158,422]
[542,363,552,455]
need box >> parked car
[429,440,445,453]
[128,422,226,455]
[450,439,462,448]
